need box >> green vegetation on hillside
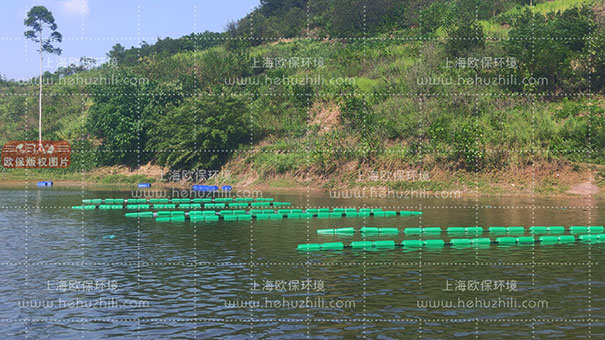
[1,0,604,185]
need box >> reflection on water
[0,187,603,338]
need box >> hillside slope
[1,0,604,194]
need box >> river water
[0,186,603,339]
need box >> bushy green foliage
[70,139,99,171]
[230,0,424,39]
[419,0,460,34]
[420,0,515,34]
[149,88,251,170]
[0,96,29,145]
[86,68,155,167]
[373,97,424,140]
[504,6,596,92]
[580,28,605,90]
[548,100,605,161]
[428,117,486,170]
[445,21,486,57]
[310,130,350,173]
[108,31,225,66]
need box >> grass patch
[264,178,300,188]
[99,174,156,184]
[352,77,383,93]
[252,151,307,177]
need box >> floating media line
[297,234,605,251]
[125,209,421,222]
[72,201,292,210]
[72,204,423,218]
[316,226,604,235]
[81,197,275,204]
[118,209,423,222]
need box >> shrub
[86,68,155,167]
[150,87,251,170]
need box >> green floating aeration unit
[81,197,275,204]
[73,202,424,220]
[360,227,399,234]
[317,227,355,235]
[121,208,423,222]
[387,226,605,235]
[313,225,595,236]
[404,227,443,234]
[73,201,290,210]
[305,209,419,219]
[297,233,605,251]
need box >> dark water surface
[0,187,603,339]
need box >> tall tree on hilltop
[24,6,62,148]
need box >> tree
[24,6,62,148]
[150,88,251,170]
[86,69,154,168]
[79,57,97,70]
[504,7,595,92]
[445,20,485,57]
[107,43,126,64]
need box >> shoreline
[2,160,603,198]
[0,178,600,199]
